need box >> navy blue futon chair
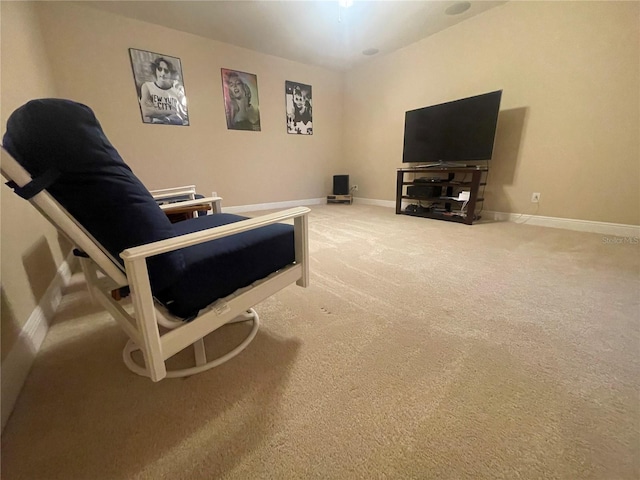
[1,99,309,381]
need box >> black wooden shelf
[396,166,488,225]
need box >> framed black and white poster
[286,81,312,135]
[221,69,261,131]
[129,48,189,126]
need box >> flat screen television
[402,90,502,166]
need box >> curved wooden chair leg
[122,309,260,378]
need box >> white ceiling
[82,1,506,71]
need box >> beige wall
[343,1,639,225]
[35,2,344,207]
[1,2,69,360]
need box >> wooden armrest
[150,185,196,200]
[159,197,222,211]
[121,206,310,261]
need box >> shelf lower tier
[402,182,487,187]
[402,196,484,202]
[398,210,480,225]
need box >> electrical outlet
[352,184,359,191]
[212,191,218,198]
[531,192,541,203]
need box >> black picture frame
[221,68,261,131]
[286,81,313,135]
[129,48,189,126]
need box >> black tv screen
[402,90,502,164]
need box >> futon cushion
[156,214,295,319]
[3,99,184,292]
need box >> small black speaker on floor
[333,175,349,195]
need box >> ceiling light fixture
[338,0,353,23]
[445,1,471,15]
[362,48,379,56]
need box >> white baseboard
[1,251,76,432]
[351,198,639,236]
[227,197,639,237]
[353,197,396,208]
[222,197,326,214]
[484,210,640,237]
[223,196,399,212]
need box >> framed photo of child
[286,81,313,135]
[129,48,189,126]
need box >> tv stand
[396,166,487,225]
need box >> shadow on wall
[0,286,21,363]
[22,236,59,305]
[2,234,73,430]
[484,107,528,212]
[57,230,74,264]
[1,235,59,365]
[56,230,79,276]
[0,285,38,430]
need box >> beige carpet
[2,204,639,479]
